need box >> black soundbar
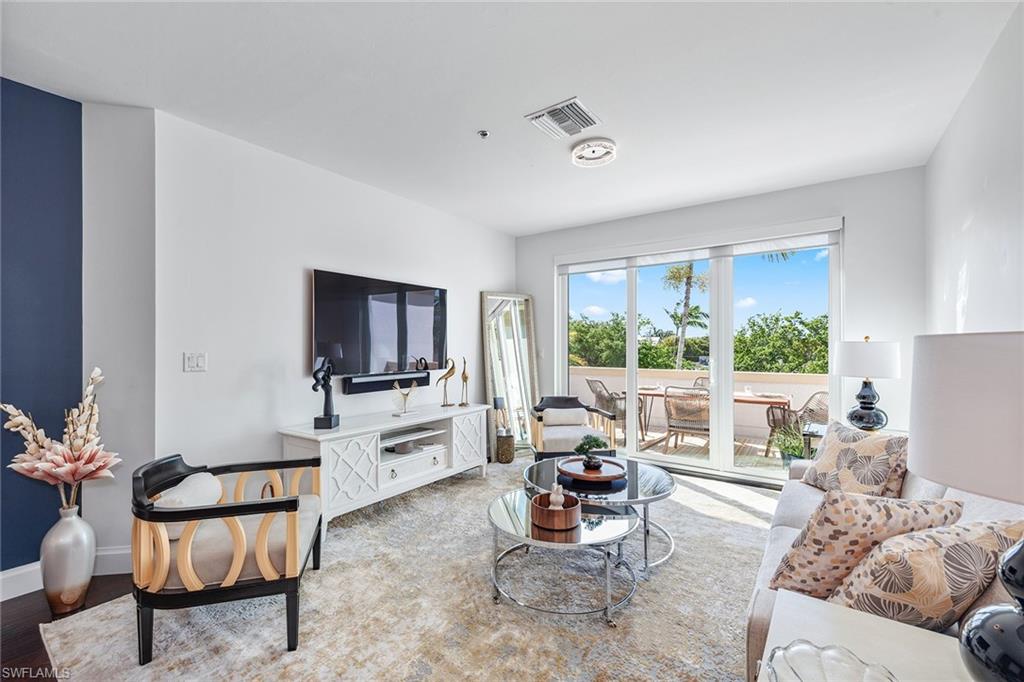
[340,370,430,395]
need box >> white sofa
[745,458,1024,681]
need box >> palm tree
[662,251,795,369]
[663,302,710,368]
[663,264,708,369]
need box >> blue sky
[568,247,829,333]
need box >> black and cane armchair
[131,454,322,665]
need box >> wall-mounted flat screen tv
[312,269,447,376]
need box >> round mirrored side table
[487,489,639,626]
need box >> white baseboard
[94,545,131,575]
[1,545,131,602]
[0,561,42,601]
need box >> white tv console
[279,404,489,535]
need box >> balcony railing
[569,366,828,476]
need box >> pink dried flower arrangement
[2,367,121,509]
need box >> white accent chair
[529,396,616,461]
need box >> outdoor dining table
[636,386,791,444]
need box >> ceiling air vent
[525,97,601,139]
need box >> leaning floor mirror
[481,292,540,457]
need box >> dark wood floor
[1,574,133,673]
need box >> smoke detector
[525,97,601,139]
[571,138,617,167]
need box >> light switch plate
[183,352,208,372]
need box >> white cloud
[585,270,626,285]
[569,309,578,318]
[582,305,610,318]
[736,296,757,308]
[814,249,829,261]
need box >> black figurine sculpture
[312,357,339,429]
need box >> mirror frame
[480,291,540,457]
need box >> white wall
[81,104,156,570]
[154,113,514,465]
[925,6,1023,333]
[516,167,926,430]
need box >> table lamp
[908,331,1024,681]
[493,396,509,436]
[835,336,901,430]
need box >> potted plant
[2,368,121,614]
[575,434,609,470]
[776,426,807,467]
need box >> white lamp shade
[835,339,901,379]
[907,331,1024,504]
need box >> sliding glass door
[567,268,630,449]
[633,258,713,467]
[730,246,832,476]
[560,230,839,482]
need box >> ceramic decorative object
[436,358,457,407]
[766,639,897,682]
[458,357,470,407]
[40,505,96,614]
[2,367,120,616]
[548,484,565,509]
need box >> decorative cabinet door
[324,433,380,511]
[452,412,486,467]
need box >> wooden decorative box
[530,492,581,530]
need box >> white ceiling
[2,2,1017,236]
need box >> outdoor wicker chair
[585,377,644,442]
[764,391,829,457]
[585,377,627,421]
[663,386,711,453]
[693,376,711,389]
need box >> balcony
[569,366,828,477]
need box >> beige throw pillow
[827,520,1024,631]
[801,421,908,497]
[770,491,963,598]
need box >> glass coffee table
[488,489,639,626]
[523,457,676,576]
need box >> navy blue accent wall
[1,79,82,570]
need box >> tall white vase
[40,505,96,614]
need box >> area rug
[41,458,777,680]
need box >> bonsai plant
[775,426,806,467]
[575,434,609,470]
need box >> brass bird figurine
[436,357,457,407]
[458,357,470,407]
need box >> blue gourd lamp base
[847,379,888,431]
[959,538,1024,681]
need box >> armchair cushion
[541,425,606,453]
[154,472,223,540]
[162,494,321,590]
[541,408,589,426]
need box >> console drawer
[382,448,446,486]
